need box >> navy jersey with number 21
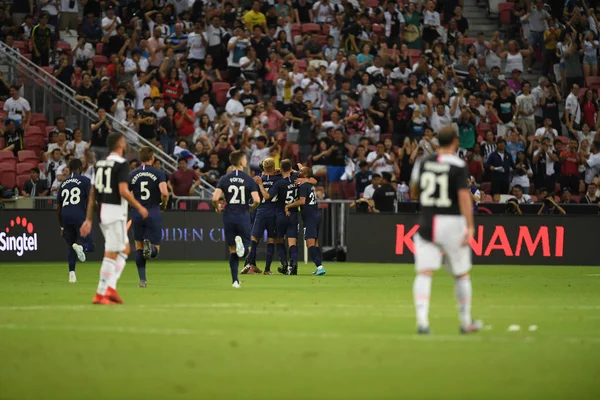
[217,170,259,214]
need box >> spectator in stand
[174,100,196,139]
[506,129,526,162]
[169,158,200,197]
[75,73,98,105]
[159,104,177,155]
[89,108,112,160]
[4,86,31,130]
[248,136,272,173]
[512,151,533,194]
[367,140,395,175]
[486,139,515,195]
[137,97,158,143]
[565,83,582,131]
[559,138,583,193]
[560,187,578,204]
[53,51,75,88]
[66,128,88,159]
[226,88,247,130]
[533,136,559,194]
[515,81,536,138]
[583,141,600,186]
[81,13,103,45]
[538,194,567,215]
[354,161,372,199]
[372,171,397,213]
[31,13,51,67]
[21,168,49,198]
[325,129,353,193]
[535,117,558,139]
[480,130,497,163]
[580,89,598,130]
[49,117,74,141]
[465,148,483,183]
[580,182,600,204]
[510,184,532,204]
[45,148,65,187]
[44,132,69,161]
[0,119,23,156]
[97,76,117,111]
[493,84,516,137]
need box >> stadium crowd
[1,0,600,210]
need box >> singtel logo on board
[0,216,39,256]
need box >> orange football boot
[105,287,124,304]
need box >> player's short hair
[438,126,458,147]
[68,158,82,173]
[262,157,275,172]
[139,146,154,163]
[280,159,292,173]
[229,150,245,167]
[300,166,313,178]
[107,132,125,152]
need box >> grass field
[0,262,599,400]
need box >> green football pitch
[0,262,599,400]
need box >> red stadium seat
[0,151,15,161]
[96,43,103,55]
[178,201,187,210]
[291,24,301,40]
[56,41,72,55]
[38,163,46,174]
[16,174,29,189]
[0,170,16,188]
[16,163,36,175]
[18,150,38,162]
[498,3,514,25]
[197,202,211,211]
[372,24,384,38]
[92,55,109,68]
[13,41,28,54]
[296,59,307,73]
[301,23,321,34]
[0,137,4,149]
[213,82,230,107]
[463,37,476,45]
[314,35,327,45]
[557,136,568,145]
[481,182,491,195]
[585,77,600,90]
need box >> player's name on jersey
[130,171,160,184]
[422,161,450,173]
[61,177,84,186]
[229,177,245,184]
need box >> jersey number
[420,172,451,207]
[95,167,113,194]
[140,181,150,201]
[61,187,81,206]
[308,191,316,205]
[228,185,246,204]
[285,190,295,204]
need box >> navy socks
[289,245,299,264]
[229,253,239,283]
[265,243,275,271]
[308,246,322,267]
[135,249,147,281]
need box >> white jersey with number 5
[94,154,130,223]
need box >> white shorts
[100,220,128,253]
[414,215,472,276]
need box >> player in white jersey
[80,132,148,305]
[409,126,482,335]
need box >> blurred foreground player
[81,133,149,305]
[56,158,95,283]
[212,150,260,288]
[409,126,482,334]
[129,147,169,288]
[285,167,325,276]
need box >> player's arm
[159,181,169,211]
[56,188,63,232]
[250,190,261,211]
[409,160,421,201]
[258,180,271,200]
[80,186,96,237]
[286,195,306,210]
[212,188,224,212]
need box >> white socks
[413,274,432,328]
[455,276,473,327]
[97,254,128,294]
[97,258,116,295]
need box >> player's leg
[413,232,443,334]
[138,212,162,288]
[286,213,299,275]
[225,215,249,287]
[133,216,148,287]
[275,214,290,274]
[263,218,277,274]
[62,224,78,282]
[440,216,482,334]
[95,220,129,304]
[306,216,325,275]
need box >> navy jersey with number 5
[217,170,259,214]
[129,165,167,209]
[57,173,91,224]
[269,172,299,215]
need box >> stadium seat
[571,195,582,203]
[0,151,15,161]
[481,182,491,195]
[301,23,321,34]
[578,87,588,101]
[13,41,28,54]
[18,150,38,162]
[96,43,103,55]
[45,126,56,136]
[197,202,211,211]
[16,163,36,175]
[297,59,307,73]
[341,181,356,200]
[16,174,29,189]
[372,24,384,38]
[56,41,72,55]
[557,136,568,145]
[291,24,302,40]
[529,195,537,202]
[585,76,600,90]
[366,0,379,7]
[38,162,45,174]
[178,201,187,210]
[483,194,492,202]
[463,38,476,45]
[213,82,230,107]
[92,55,109,69]
[498,3,514,25]
[0,170,16,188]
[314,35,327,45]
[477,123,491,137]
[0,137,4,149]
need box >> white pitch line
[585,274,600,277]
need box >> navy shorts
[223,212,252,247]
[63,222,95,249]
[303,213,321,240]
[276,212,299,239]
[251,212,277,239]
[132,208,162,245]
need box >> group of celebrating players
[57,127,482,335]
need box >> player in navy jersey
[212,150,261,288]
[242,158,282,275]
[259,159,318,275]
[56,158,94,283]
[129,147,169,288]
[409,126,481,335]
[285,167,326,276]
